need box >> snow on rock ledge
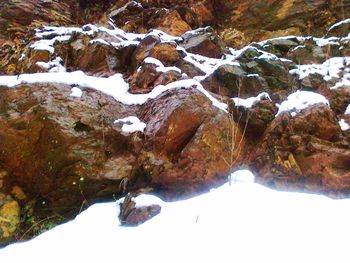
[232,92,271,109]
[339,119,350,131]
[290,57,350,81]
[276,90,330,117]
[345,104,350,115]
[114,116,147,133]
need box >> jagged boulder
[180,27,226,58]
[139,88,245,197]
[149,43,182,64]
[130,61,182,94]
[202,63,272,98]
[229,98,277,139]
[0,83,140,219]
[249,104,350,195]
[157,10,192,36]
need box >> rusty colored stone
[157,10,192,36]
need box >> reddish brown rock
[249,104,348,195]
[190,2,215,26]
[0,0,74,39]
[140,88,245,196]
[0,82,244,244]
[229,97,277,139]
[131,35,161,69]
[157,10,192,36]
[180,27,226,58]
[3,0,350,248]
[201,64,269,98]
[149,43,182,64]
[19,49,52,73]
[212,0,349,41]
[0,83,140,220]
[130,60,182,94]
[77,41,121,75]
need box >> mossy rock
[0,193,20,246]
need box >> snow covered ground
[1,170,350,263]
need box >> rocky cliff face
[0,0,350,246]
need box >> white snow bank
[2,170,350,263]
[0,71,130,102]
[339,119,350,131]
[114,116,146,133]
[276,90,329,116]
[232,92,271,109]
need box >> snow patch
[314,37,340,47]
[276,90,329,116]
[339,119,350,131]
[232,92,271,109]
[290,57,350,87]
[143,57,182,73]
[229,169,255,184]
[114,116,146,133]
[345,104,350,115]
[89,39,110,46]
[30,35,71,54]
[19,53,25,61]
[132,195,164,209]
[328,18,350,33]
[36,57,66,72]
[70,87,83,97]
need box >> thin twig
[0,216,11,223]
[19,215,58,240]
